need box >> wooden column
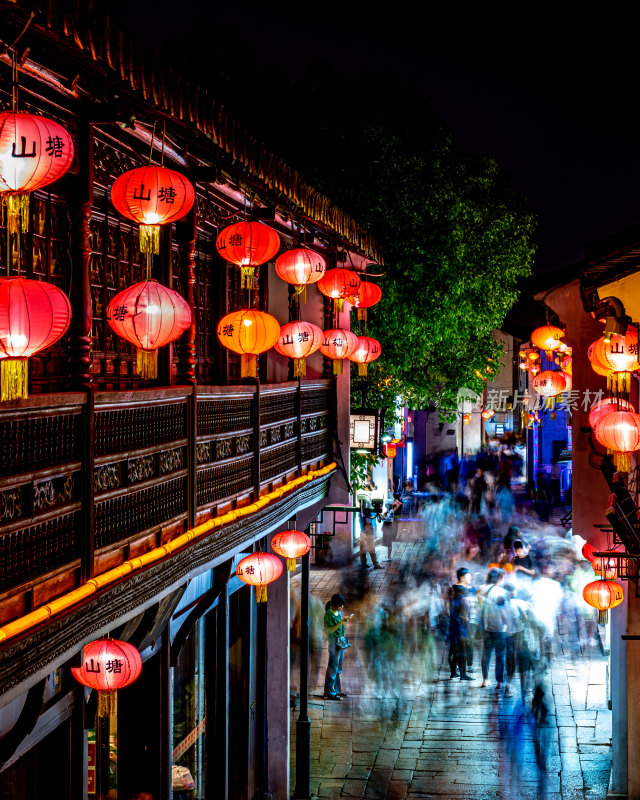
[213,584,230,800]
[159,632,172,800]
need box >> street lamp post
[294,550,311,798]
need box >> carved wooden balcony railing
[0,380,333,626]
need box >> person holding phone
[323,593,354,700]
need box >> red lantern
[271,529,311,571]
[111,166,195,254]
[319,328,359,375]
[588,397,635,430]
[588,339,611,377]
[348,335,381,376]
[106,280,192,380]
[275,248,326,302]
[273,320,322,377]
[216,221,280,288]
[0,111,74,233]
[595,331,640,392]
[463,413,471,425]
[216,308,280,378]
[481,409,496,420]
[561,371,572,392]
[593,410,640,472]
[0,277,71,401]
[345,281,382,322]
[383,442,397,459]
[317,268,361,311]
[582,542,595,562]
[530,325,564,353]
[236,552,283,602]
[532,370,566,397]
[592,550,620,581]
[583,579,624,623]
[71,638,142,716]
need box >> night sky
[110,3,640,275]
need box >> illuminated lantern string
[583,579,624,624]
[273,320,322,377]
[0,277,72,401]
[271,529,311,571]
[319,328,359,375]
[588,397,635,430]
[0,111,74,234]
[71,638,142,717]
[275,247,326,302]
[530,325,564,354]
[216,221,280,288]
[106,280,192,380]
[317,268,361,312]
[348,335,381,376]
[593,409,640,473]
[236,552,283,602]
[217,308,280,378]
[345,281,382,322]
[111,165,195,255]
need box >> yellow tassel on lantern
[612,451,631,473]
[241,353,257,378]
[294,357,306,377]
[256,585,267,603]
[97,690,116,718]
[334,298,344,312]
[137,349,158,380]
[357,308,368,322]
[286,558,296,572]
[358,363,368,376]
[1,358,28,401]
[240,267,257,289]
[333,359,343,375]
[598,610,608,625]
[5,193,29,234]
[295,285,307,303]
[139,224,160,254]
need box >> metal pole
[294,551,311,798]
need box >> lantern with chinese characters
[0,277,72,401]
[532,370,566,397]
[588,339,611,378]
[106,280,192,380]
[345,281,382,322]
[582,542,595,562]
[348,335,381,376]
[273,320,322,377]
[216,221,280,288]
[216,308,280,378]
[593,409,640,472]
[592,550,621,581]
[236,552,283,602]
[275,248,326,301]
[583,579,624,623]
[111,165,195,254]
[594,330,640,392]
[319,328,359,375]
[530,325,564,354]
[588,397,635,430]
[317,268,361,312]
[271,529,311,571]
[0,111,74,233]
[71,638,142,717]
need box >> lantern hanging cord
[148,120,157,165]
[161,122,166,167]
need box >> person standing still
[359,487,381,569]
[323,593,354,700]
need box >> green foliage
[350,450,382,494]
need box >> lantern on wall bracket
[216,221,280,289]
[594,330,640,393]
[236,552,283,602]
[111,165,195,255]
[592,409,640,473]
[319,328,359,375]
[317,268,361,312]
[71,638,142,717]
[216,308,280,378]
[345,281,382,322]
[106,280,192,380]
[271,529,311,571]
[273,320,323,377]
[583,579,624,624]
[0,276,72,401]
[348,335,381,376]
[275,247,326,302]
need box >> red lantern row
[236,530,312,599]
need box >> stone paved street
[290,520,611,799]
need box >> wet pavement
[290,519,611,799]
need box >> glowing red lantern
[593,410,640,472]
[592,550,620,581]
[71,638,142,716]
[583,579,624,623]
[588,397,635,430]
[275,248,326,301]
[0,111,74,232]
[348,335,381,376]
[216,308,280,378]
[582,542,595,562]
[0,277,71,401]
[595,331,640,392]
[236,552,283,602]
[319,328,359,375]
[111,166,195,254]
[216,221,280,288]
[463,413,471,425]
[532,370,566,397]
[561,371,572,392]
[345,281,382,322]
[106,280,191,380]
[588,339,611,377]
[273,320,322,377]
[317,268,361,311]
[481,408,496,420]
[383,442,397,459]
[271,529,311,571]
[530,325,564,353]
